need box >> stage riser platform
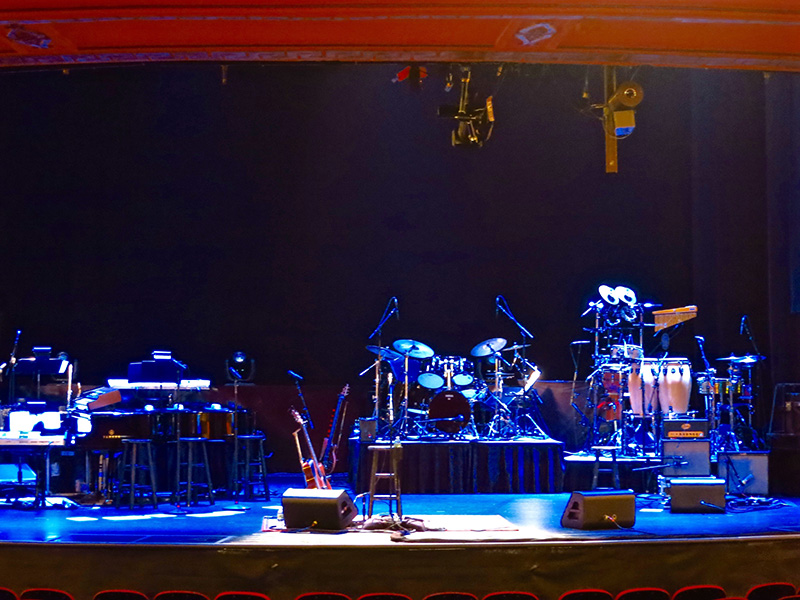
[1,537,799,600]
[350,438,564,493]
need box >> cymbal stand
[388,352,414,440]
[484,351,514,439]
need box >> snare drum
[628,358,692,415]
[427,390,470,434]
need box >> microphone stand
[740,316,763,438]
[367,298,398,423]
[291,376,313,430]
[495,295,535,362]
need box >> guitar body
[291,407,332,490]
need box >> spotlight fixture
[438,66,495,147]
[599,66,644,173]
[606,80,644,136]
[226,351,255,383]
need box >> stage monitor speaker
[662,439,710,477]
[717,451,769,495]
[561,489,636,530]
[281,488,356,531]
[669,477,725,513]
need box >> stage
[0,474,799,600]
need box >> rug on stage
[228,514,540,545]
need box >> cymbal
[392,339,435,359]
[598,285,619,305]
[503,343,531,352]
[366,345,403,361]
[614,285,637,306]
[471,337,507,357]
[717,354,766,364]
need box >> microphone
[287,370,304,381]
[740,315,747,335]
[739,473,755,488]
[393,297,400,320]
[495,295,501,318]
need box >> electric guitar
[320,384,350,474]
[290,407,332,490]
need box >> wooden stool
[591,445,621,490]
[173,437,215,506]
[115,439,158,509]
[368,444,402,518]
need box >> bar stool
[367,444,402,518]
[115,439,158,509]
[229,434,270,500]
[591,445,621,490]
[173,437,215,506]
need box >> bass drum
[427,390,471,434]
[629,358,692,415]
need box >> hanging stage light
[437,66,495,147]
[226,351,255,383]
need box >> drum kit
[365,337,548,440]
[578,283,765,457]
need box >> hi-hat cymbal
[717,354,766,364]
[471,337,507,357]
[392,339,435,359]
[598,285,619,305]
[366,345,403,361]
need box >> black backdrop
[0,62,793,396]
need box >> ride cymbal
[470,337,507,357]
[392,339,435,359]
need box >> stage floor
[2,475,800,599]
[1,474,800,545]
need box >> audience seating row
[0,581,796,600]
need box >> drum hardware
[389,339,436,439]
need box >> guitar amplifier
[663,419,709,439]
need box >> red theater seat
[94,591,150,600]
[672,586,727,600]
[357,594,412,600]
[747,585,797,600]
[20,590,75,600]
[616,589,670,600]
[484,593,540,600]
[296,594,352,600]
[0,588,18,600]
[154,593,210,600]
[560,590,614,600]
[423,594,479,600]
[216,594,271,600]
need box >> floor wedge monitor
[561,489,636,529]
